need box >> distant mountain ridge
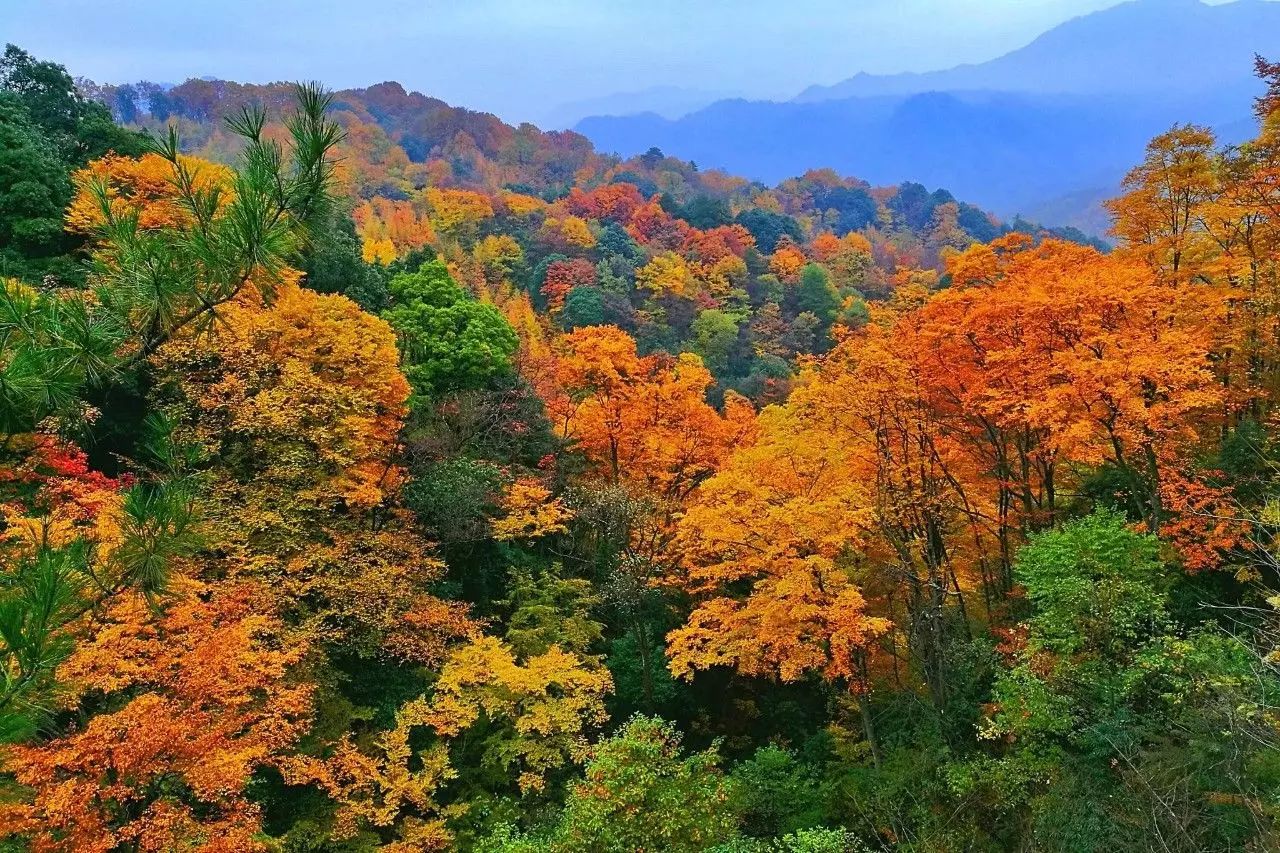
[575,0,1278,235]
[796,0,1280,102]
[539,86,740,130]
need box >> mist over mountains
[574,0,1279,235]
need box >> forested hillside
[74,74,1099,406]
[2,40,1280,853]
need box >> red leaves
[564,183,646,223]
[541,258,597,311]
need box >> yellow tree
[152,280,474,663]
[473,233,524,290]
[1107,125,1220,286]
[668,402,890,686]
[423,636,612,793]
[636,251,701,300]
[284,636,611,848]
[281,695,460,852]
[425,187,493,243]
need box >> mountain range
[574,0,1280,235]
[537,86,742,130]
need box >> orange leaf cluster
[541,258,597,311]
[548,325,753,499]
[66,152,232,233]
[0,584,312,853]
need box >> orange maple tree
[549,325,752,500]
[0,583,312,853]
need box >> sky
[0,0,1238,125]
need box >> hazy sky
[0,0,1236,124]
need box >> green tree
[730,746,826,838]
[1013,508,1168,660]
[383,259,519,401]
[838,293,870,329]
[597,222,641,262]
[502,564,603,658]
[690,309,741,377]
[711,828,870,853]
[561,285,605,329]
[734,209,802,254]
[300,205,390,313]
[0,94,74,280]
[551,715,740,852]
[404,456,503,543]
[959,511,1280,851]
[1,44,144,164]
[795,264,839,327]
[0,46,146,283]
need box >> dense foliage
[81,72,1103,409]
[1,45,1280,853]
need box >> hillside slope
[86,73,1099,410]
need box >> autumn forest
[3,35,1280,853]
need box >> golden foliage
[492,477,573,541]
[155,279,410,516]
[669,401,890,685]
[423,635,612,792]
[549,325,753,498]
[66,152,233,234]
